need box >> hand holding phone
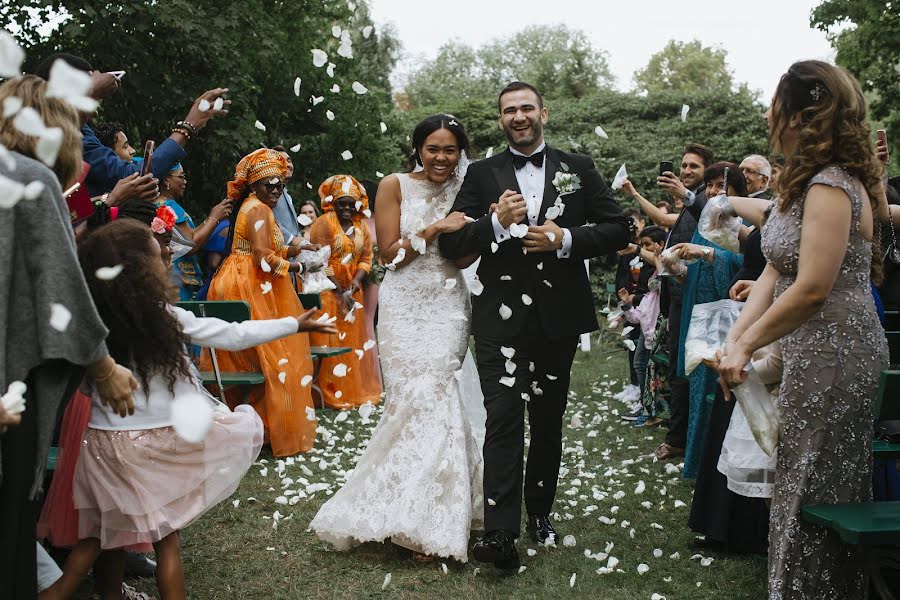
[659,160,674,176]
[139,141,155,177]
[877,129,890,165]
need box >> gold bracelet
[94,361,117,382]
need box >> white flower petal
[254,219,265,231]
[569,573,577,587]
[260,281,273,294]
[500,346,516,359]
[681,104,690,123]
[278,372,286,384]
[362,25,373,38]
[311,95,325,106]
[485,147,494,158]
[49,303,72,332]
[198,99,211,112]
[490,242,499,254]
[260,258,272,273]
[562,535,576,547]
[312,49,328,67]
[380,122,387,133]
[297,214,313,227]
[363,339,376,351]
[499,376,515,388]
[254,120,266,131]
[594,125,608,139]
[381,573,391,590]
[331,25,342,38]
[170,392,214,443]
[333,363,348,377]
[2,96,22,119]
[637,563,649,575]
[326,110,335,121]
[499,303,512,320]
[341,150,353,161]
[213,97,225,111]
[95,265,124,280]
[351,81,368,95]
[45,59,97,112]
[0,32,25,78]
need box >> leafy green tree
[632,39,735,95]
[3,0,404,215]
[404,24,614,108]
[811,0,900,168]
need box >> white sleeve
[556,228,573,259]
[171,306,299,351]
[491,212,512,243]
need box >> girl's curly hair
[78,219,193,395]
[769,60,885,284]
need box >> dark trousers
[475,320,578,535]
[664,298,688,448]
[0,393,38,599]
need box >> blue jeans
[633,327,650,402]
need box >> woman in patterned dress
[717,60,889,599]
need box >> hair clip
[810,82,827,103]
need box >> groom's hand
[496,190,527,228]
[523,221,564,253]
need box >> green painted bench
[801,369,900,599]
[874,370,900,459]
[176,301,352,405]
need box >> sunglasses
[264,182,286,193]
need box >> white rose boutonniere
[546,162,581,220]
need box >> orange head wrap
[317,174,369,216]
[227,148,288,200]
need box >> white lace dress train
[310,173,484,561]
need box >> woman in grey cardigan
[0,74,137,598]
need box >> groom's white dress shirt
[490,143,573,259]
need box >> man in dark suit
[439,81,630,569]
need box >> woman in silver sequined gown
[717,61,889,599]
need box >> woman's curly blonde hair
[769,60,885,284]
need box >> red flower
[155,205,177,230]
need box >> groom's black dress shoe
[472,530,519,569]
[526,514,558,545]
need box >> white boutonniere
[546,163,581,220]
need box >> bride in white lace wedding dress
[310,116,484,562]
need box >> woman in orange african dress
[206,148,319,456]
[309,175,383,409]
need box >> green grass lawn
[118,346,767,599]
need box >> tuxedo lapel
[491,150,521,200]
[538,146,560,225]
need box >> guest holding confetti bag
[308,175,382,410]
[205,149,319,456]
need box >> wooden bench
[177,300,352,409]
[800,369,900,599]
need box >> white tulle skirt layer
[717,401,777,499]
[74,406,263,549]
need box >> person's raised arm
[622,179,677,228]
[724,196,775,229]
[182,199,234,257]
[719,185,852,385]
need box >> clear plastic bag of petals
[699,194,741,253]
[657,246,691,277]
[684,299,743,375]
[299,246,336,294]
[731,366,780,456]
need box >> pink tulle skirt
[37,390,92,548]
[74,405,263,550]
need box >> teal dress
[159,198,204,301]
[677,231,742,479]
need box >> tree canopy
[3,0,406,214]
[632,39,736,95]
[402,24,614,109]
[811,0,900,167]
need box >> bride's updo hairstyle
[769,60,885,283]
[406,113,470,172]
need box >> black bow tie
[512,150,545,170]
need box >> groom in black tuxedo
[439,81,631,568]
